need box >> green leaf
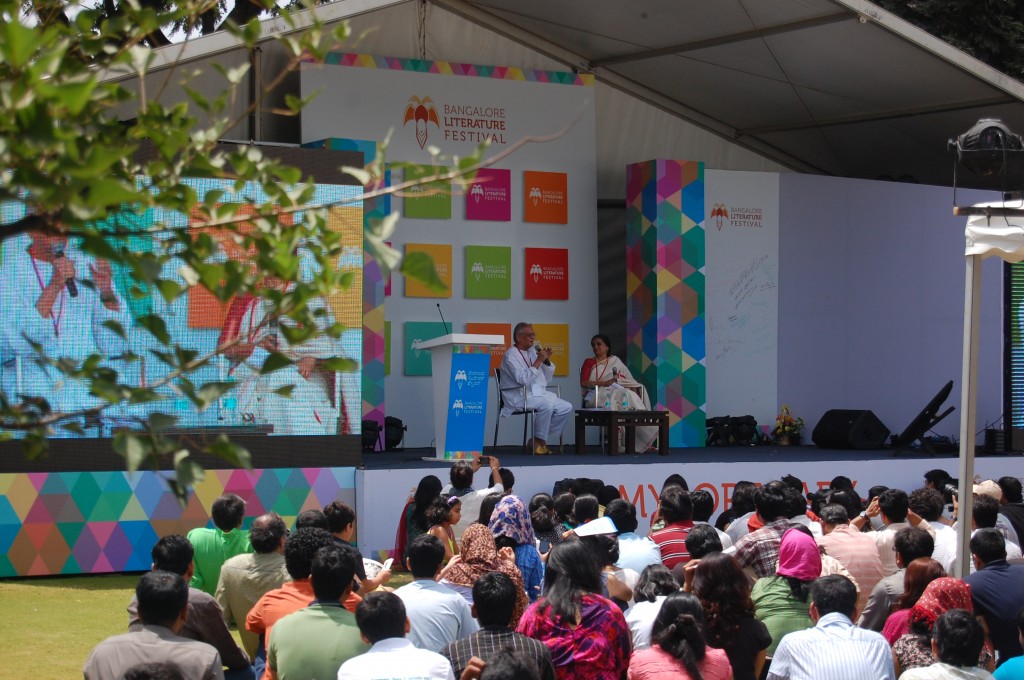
[401,252,448,293]
[102,319,127,339]
[2,21,39,69]
[320,357,358,372]
[149,412,177,431]
[272,385,294,398]
[195,381,234,409]
[205,435,252,468]
[260,352,294,375]
[113,431,151,473]
[137,314,171,344]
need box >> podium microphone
[52,244,78,297]
[436,303,451,335]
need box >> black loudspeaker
[812,409,890,450]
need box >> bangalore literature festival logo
[454,369,468,389]
[412,338,423,358]
[452,399,464,416]
[403,96,440,149]
[530,263,543,282]
[471,262,484,281]
[471,184,484,203]
[529,186,542,206]
[711,203,728,231]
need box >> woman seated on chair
[580,334,657,452]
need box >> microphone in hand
[52,244,78,297]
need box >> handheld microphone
[436,303,451,335]
[52,244,78,297]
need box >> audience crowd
[83,462,1024,680]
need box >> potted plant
[773,405,805,445]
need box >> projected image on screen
[0,177,363,438]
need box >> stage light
[948,118,1024,177]
[384,416,406,450]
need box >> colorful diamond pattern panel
[0,467,356,577]
[319,53,595,87]
[625,159,707,447]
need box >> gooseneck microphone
[436,303,451,335]
[52,244,78,297]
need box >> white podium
[415,334,505,460]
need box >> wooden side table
[575,409,670,455]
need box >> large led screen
[0,177,363,438]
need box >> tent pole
[955,253,981,579]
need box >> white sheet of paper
[574,516,617,536]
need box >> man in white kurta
[0,231,131,434]
[498,322,571,454]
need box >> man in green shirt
[188,493,253,596]
[267,544,369,680]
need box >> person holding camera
[443,453,503,542]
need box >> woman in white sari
[579,334,658,452]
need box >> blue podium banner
[444,349,492,458]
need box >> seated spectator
[443,454,504,541]
[752,527,818,657]
[965,528,1024,665]
[850,488,937,577]
[188,493,252,596]
[627,591,732,680]
[516,540,631,680]
[438,523,528,626]
[597,485,621,515]
[529,493,564,555]
[581,533,636,605]
[293,509,328,531]
[911,488,958,572]
[816,503,884,616]
[959,494,1024,574]
[892,577,994,676]
[127,535,251,679]
[266,545,368,680]
[767,575,894,680]
[338,592,455,680]
[475,492,503,528]
[85,571,223,680]
[476,650,544,680]
[693,552,771,680]
[553,492,576,532]
[684,524,723,561]
[993,608,1024,680]
[624,564,679,651]
[858,527,934,631]
[215,513,290,662]
[901,608,997,679]
[573,494,601,526]
[734,483,791,579]
[605,498,661,574]
[690,489,733,549]
[246,528,333,679]
[426,495,462,564]
[649,486,695,572]
[649,476,688,531]
[440,572,555,680]
[489,495,545,602]
[718,481,756,535]
[121,661,187,680]
[325,500,391,592]
[395,534,478,651]
[881,557,946,645]
[392,475,443,565]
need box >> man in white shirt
[442,454,503,541]
[338,591,454,680]
[394,535,478,652]
[605,499,662,574]
[498,322,571,455]
[767,575,895,680]
[910,487,957,572]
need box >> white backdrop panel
[705,170,780,427]
[301,60,598,447]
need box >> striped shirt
[649,521,695,569]
[766,612,895,680]
[441,626,555,680]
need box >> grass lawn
[1,570,414,679]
